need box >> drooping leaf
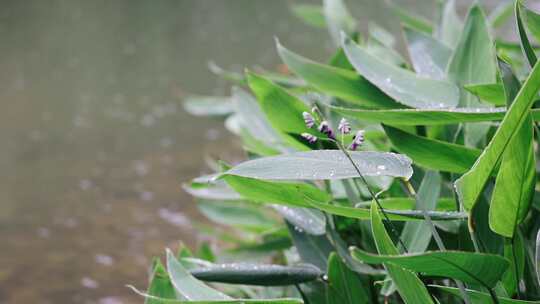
[384,126,481,174]
[272,205,326,236]
[291,4,326,28]
[438,0,463,47]
[447,4,497,146]
[276,41,399,109]
[489,114,535,238]
[183,96,234,117]
[366,203,435,303]
[342,35,459,109]
[517,1,538,68]
[323,0,356,45]
[351,248,509,288]
[464,83,506,106]
[166,249,231,301]
[224,150,413,181]
[190,263,323,286]
[432,285,540,304]
[454,60,540,211]
[403,27,451,80]
[327,252,370,304]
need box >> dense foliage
[134,1,540,303]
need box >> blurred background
[0,0,512,303]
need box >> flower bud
[338,118,351,134]
[301,132,318,144]
[302,112,315,129]
[318,121,335,139]
[349,130,365,150]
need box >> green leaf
[489,1,514,28]
[389,4,433,34]
[502,236,526,297]
[384,126,481,174]
[517,1,538,67]
[366,203,435,303]
[197,201,277,231]
[454,60,540,211]
[190,263,323,286]
[432,285,540,304]
[356,197,457,212]
[327,252,370,304]
[351,248,509,288]
[224,150,413,181]
[287,221,334,272]
[166,249,231,300]
[272,205,326,236]
[331,104,515,125]
[403,26,451,80]
[183,96,234,117]
[342,35,459,109]
[291,4,326,28]
[447,4,497,146]
[464,83,506,106]
[223,175,331,208]
[323,0,356,45]
[438,0,462,47]
[520,1,540,46]
[276,41,399,109]
[489,114,535,237]
[145,259,176,304]
[307,200,466,221]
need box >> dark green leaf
[287,221,334,272]
[327,252,370,304]
[432,285,540,304]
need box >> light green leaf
[351,248,509,288]
[166,249,231,301]
[518,1,539,67]
[447,4,497,146]
[366,203,435,303]
[489,1,514,28]
[183,96,234,117]
[403,27,451,80]
[224,150,413,181]
[432,285,540,304]
[272,205,326,236]
[276,41,399,109]
[291,4,326,28]
[197,201,277,231]
[323,0,356,45]
[454,60,540,211]
[520,1,540,45]
[145,259,176,304]
[356,197,456,211]
[389,3,433,34]
[368,23,395,48]
[438,0,463,47]
[190,263,323,286]
[464,83,506,106]
[489,114,535,237]
[384,126,481,174]
[327,252,370,304]
[342,35,459,109]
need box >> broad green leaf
[246,72,317,150]
[401,171,441,253]
[224,150,413,181]
[145,259,176,304]
[276,41,399,109]
[331,104,517,125]
[447,5,497,146]
[342,35,459,109]
[197,201,277,231]
[223,175,331,208]
[489,2,514,28]
[356,197,456,211]
[498,59,522,105]
[384,126,481,174]
[190,263,323,286]
[502,236,526,297]
[367,203,435,303]
[323,0,356,45]
[403,27,451,80]
[351,248,509,288]
[454,60,540,211]
[183,96,234,117]
[287,221,334,271]
[389,3,433,34]
[365,39,407,67]
[432,285,540,304]
[166,249,231,300]
[489,114,535,238]
[327,252,370,304]
[439,0,462,47]
[272,205,326,236]
[307,200,467,221]
[518,1,539,67]
[291,4,326,28]
[464,83,506,106]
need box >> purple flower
[318,121,335,139]
[303,112,315,129]
[338,118,351,134]
[349,130,365,150]
[301,132,318,144]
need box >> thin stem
[402,179,471,304]
[295,284,310,304]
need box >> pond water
[0,0,504,303]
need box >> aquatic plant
[134,0,540,303]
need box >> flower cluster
[300,109,364,150]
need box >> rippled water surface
[0,0,505,303]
